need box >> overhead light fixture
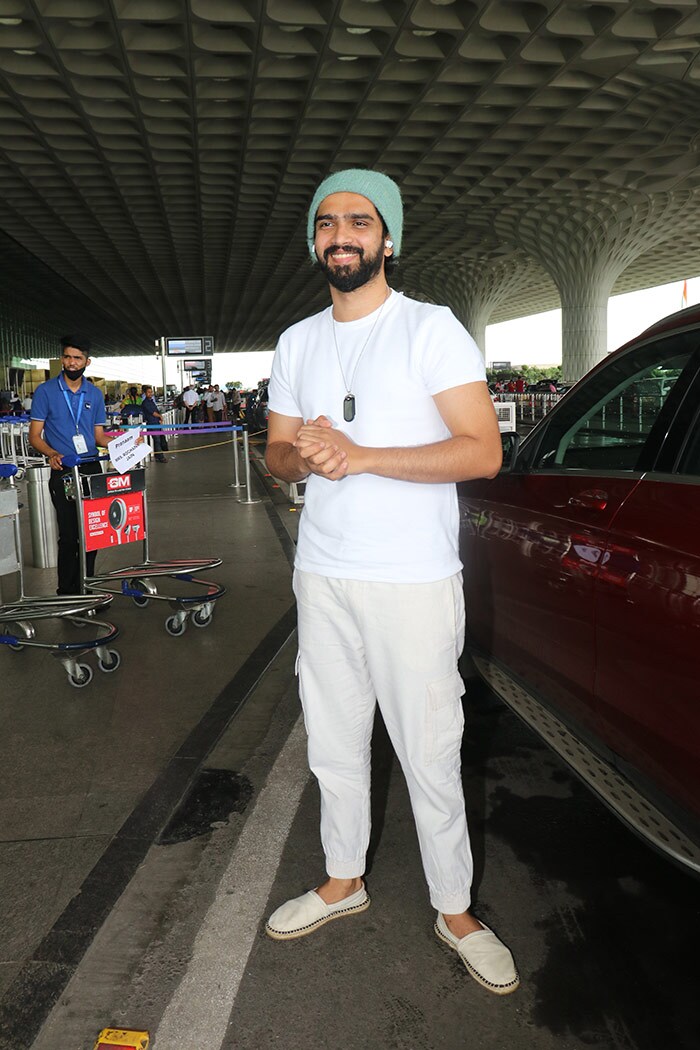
[0,17,22,25]
[13,49,36,55]
[280,25,304,32]
[347,27,371,34]
[412,30,437,36]
[338,55,359,61]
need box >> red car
[460,305,700,874]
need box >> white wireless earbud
[386,240,393,248]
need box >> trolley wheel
[192,608,213,628]
[165,614,187,637]
[68,663,93,688]
[130,578,150,607]
[97,649,121,673]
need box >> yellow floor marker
[94,1030,149,1049]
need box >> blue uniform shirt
[31,375,107,459]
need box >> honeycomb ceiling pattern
[1,0,700,354]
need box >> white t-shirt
[183,389,198,407]
[268,290,486,583]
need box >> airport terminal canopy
[1,0,700,380]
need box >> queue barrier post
[230,425,242,489]
[238,428,261,505]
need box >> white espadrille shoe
[435,913,520,995]
[266,884,370,940]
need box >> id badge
[72,433,88,454]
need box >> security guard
[29,335,109,594]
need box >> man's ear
[85,357,91,369]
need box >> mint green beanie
[307,168,403,258]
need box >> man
[264,169,519,994]
[204,384,216,422]
[141,386,168,463]
[182,384,198,425]
[211,384,226,422]
[29,335,110,595]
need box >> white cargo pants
[293,569,473,914]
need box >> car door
[462,328,699,739]
[594,359,700,825]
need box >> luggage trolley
[65,454,225,635]
[0,463,121,688]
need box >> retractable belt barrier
[103,421,260,505]
[0,460,121,689]
[63,453,226,637]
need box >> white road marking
[154,716,309,1049]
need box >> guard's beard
[318,243,385,292]
[63,367,86,381]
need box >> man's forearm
[265,441,310,483]
[357,435,502,483]
[30,432,59,459]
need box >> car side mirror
[500,431,520,472]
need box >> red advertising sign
[82,491,145,552]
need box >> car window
[531,332,698,473]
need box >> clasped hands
[294,415,364,481]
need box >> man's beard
[317,243,385,292]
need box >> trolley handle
[0,463,18,478]
[62,453,111,468]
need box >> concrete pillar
[403,250,538,360]
[496,190,691,382]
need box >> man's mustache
[324,244,363,262]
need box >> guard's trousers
[293,569,473,914]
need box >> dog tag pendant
[343,394,356,422]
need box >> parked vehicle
[526,379,566,393]
[460,305,700,874]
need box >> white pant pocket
[424,670,465,765]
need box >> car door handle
[568,489,608,511]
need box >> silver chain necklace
[331,291,390,422]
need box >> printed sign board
[82,490,145,552]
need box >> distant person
[182,385,198,425]
[204,384,216,422]
[141,385,167,463]
[230,386,242,420]
[507,379,516,393]
[120,386,141,425]
[211,384,226,422]
[28,335,109,594]
[22,392,33,413]
[515,377,525,393]
[548,380,557,394]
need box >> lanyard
[60,381,85,433]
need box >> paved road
[29,640,698,1050]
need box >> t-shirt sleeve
[420,307,486,395]
[94,389,107,426]
[30,384,49,421]
[268,334,302,418]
